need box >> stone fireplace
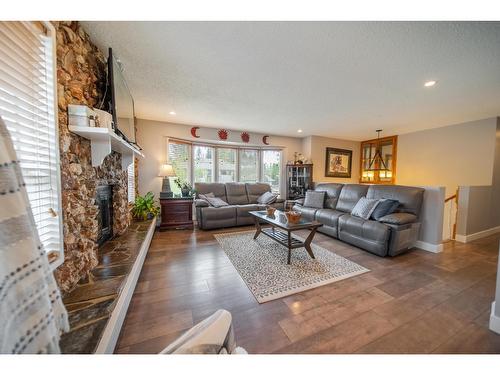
[52,21,132,294]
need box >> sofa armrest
[378,213,417,225]
[194,199,210,208]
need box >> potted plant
[174,178,193,197]
[132,192,160,220]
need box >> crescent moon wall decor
[190,126,200,138]
[262,135,270,145]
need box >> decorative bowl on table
[266,206,276,216]
[285,210,302,224]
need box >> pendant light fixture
[367,129,389,172]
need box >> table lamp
[159,163,176,198]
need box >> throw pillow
[351,197,380,220]
[371,199,399,220]
[205,196,229,208]
[378,212,417,225]
[198,192,215,202]
[303,190,326,209]
[257,191,278,205]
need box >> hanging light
[367,129,389,172]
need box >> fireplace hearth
[96,185,113,246]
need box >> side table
[159,197,194,230]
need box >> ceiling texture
[82,21,500,140]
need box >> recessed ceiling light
[297,129,303,133]
[169,111,176,115]
[424,80,437,87]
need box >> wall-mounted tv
[107,48,135,143]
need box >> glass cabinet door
[359,135,397,184]
[378,139,395,183]
[360,142,377,182]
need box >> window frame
[261,149,282,194]
[166,137,283,194]
[238,148,260,183]
[216,146,239,183]
[0,21,63,270]
[192,144,216,184]
[167,139,192,194]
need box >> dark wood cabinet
[286,164,313,200]
[159,197,194,230]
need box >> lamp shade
[158,163,176,177]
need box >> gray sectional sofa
[293,183,424,257]
[194,182,285,230]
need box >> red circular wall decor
[262,135,270,145]
[218,129,228,140]
[190,126,200,138]
[241,132,250,143]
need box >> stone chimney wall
[52,21,131,294]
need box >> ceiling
[82,21,500,140]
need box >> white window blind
[168,141,191,182]
[127,159,135,203]
[168,140,191,195]
[0,22,62,262]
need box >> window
[127,160,135,203]
[0,22,62,265]
[193,145,214,183]
[168,140,191,195]
[262,150,281,193]
[166,139,282,193]
[217,148,237,183]
[239,149,258,182]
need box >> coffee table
[249,210,323,265]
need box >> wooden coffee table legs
[303,227,318,260]
[253,216,262,239]
[253,218,318,264]
[287,231,292,265]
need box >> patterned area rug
[214,231,369,303]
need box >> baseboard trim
[455,225,500,243]
[489,302,500,334]
[95,219,156,354]
[415,240,443,253]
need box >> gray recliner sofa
[293,183,424,257]
[194,182,285,230]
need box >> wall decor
[241,131,250,143]
[190,126,200,138]
[325,147,352,178]
[262,135,270,145]
[218,129,228,140]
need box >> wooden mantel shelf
[69,126,144,169]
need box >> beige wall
[135,118,303,198]
[456,118,500,236]
[397,117,497,196]
[302,135,360,184]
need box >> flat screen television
[107,48,135,143]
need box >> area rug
[214,231,369,303]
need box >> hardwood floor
[114,225,500,354]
